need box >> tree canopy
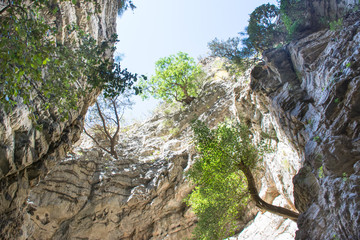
[0,0,139,122]
[247,3,284,52]
[186,120,299,240]
[140,52,204,105]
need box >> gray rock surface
[19,59,301,239]
[1,1,359,239]
[251,11,360,240]
[0,1,118,238]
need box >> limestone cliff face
[251,11,360,240]
[0,1,118,238]
[1,1,359,240]
[17,59,301,239]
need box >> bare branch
[83,127,112,155]
[95,101,113,140]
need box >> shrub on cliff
[139,52,204,105]
[279,0,307,39]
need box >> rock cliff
[20,58,301,239]
[0,0,118,238]
[251,11,360,240]
[0,1,359,239]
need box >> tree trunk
[239,161,299,222]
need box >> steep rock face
[0,1,118,238]
[292,0,358,34]
[20,59,301,239]
[251,12,360,240]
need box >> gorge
[0,0,359,239]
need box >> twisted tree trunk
[239,161,299,222]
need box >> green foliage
[186,121,262,240]
[318,166,324,179]
[279,0,306,39]
[247,3,285,52]
[313,135,321,143]
[140,52,204,105]
[0,0,139,122]
[329,18,343,31]
[342,172,348,182]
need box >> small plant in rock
[342,172,348,182]
[318,166,324,179]
[332,234,340,240]
[329,18,343,31]
[313,135,321,143]
[169,127,181,137]
[307,119,313,128]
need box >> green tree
[140,52,204,105]
[0,0,139,122]
[186,120,299,240]
[246,3,285,52]
[207,4,284,69]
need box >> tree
[140,52,204,105]
[208,37,243,63]
[207,4,284,69]
[246,3,285,52]
[0,0,139,122]
[83,93,133,159]
[186,120,299,240]
[207,37,256,72]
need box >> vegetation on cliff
[139,52,204,105]
[186,121,299,239]
[208,0,354,66]
[0,0,139,122]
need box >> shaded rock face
[251,12,360,240]
[18,59,301,239]
[0,1,118,238]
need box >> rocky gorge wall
[0,0,118,238]
[251,11,360,239]
[19,58,301,239]
[0,0,359,239]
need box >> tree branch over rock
[84,93,133,159]
[186,120,299,240]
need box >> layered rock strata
[0,1,118,238]
[20,59,301,239]
[251,12,360,240]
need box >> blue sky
[115,0,278,122]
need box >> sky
[115,0,278,122]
